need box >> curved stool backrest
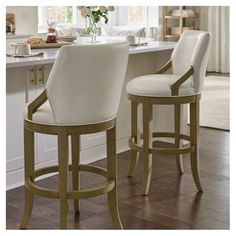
[46,42,129,125]
[171,30,212,93]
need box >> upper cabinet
[163,6,201,41]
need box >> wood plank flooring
[6,127,229,229]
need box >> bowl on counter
[57,35,77,42]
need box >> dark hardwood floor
[206,72,229,77]
[6,127,229,229]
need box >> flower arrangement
[78,6,115,41]
[78,6,115,24]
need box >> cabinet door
[6,67,33,174]
[35,65,58,164]
[24,64,58,165]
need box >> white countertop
[6,37,176,68]
[6,34,33,39]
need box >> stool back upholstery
[46,42,129,125]
[171,30,212,93]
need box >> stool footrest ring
[150,146,195,155]
[129,131,195,155]
[27,164,114,199]
[140,132,191,141]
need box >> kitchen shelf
[164,15,198,19]
[163,6,201,41]
[165,34,180,38]
[164,15,180,19]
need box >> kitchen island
[6,39,184,189]
[6,39,176,68]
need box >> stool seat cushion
[126,74,196,97]
[24,101,55,125]
[24,101,115,126]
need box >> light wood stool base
[127,94,203,195]
[20,118,122,229]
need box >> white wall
[6,6,38,35]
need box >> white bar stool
[20,42,129,229]
[126,30,212,196]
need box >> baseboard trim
[6,137,130,191]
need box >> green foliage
[89,9,109,24]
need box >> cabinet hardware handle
[38,66,45,84]
[30,67,37,85]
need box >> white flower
[86,8,92,16]
[108,6,115,12]
[80,8,87,17]
[99,6,107,13]
[78,6,85,10]
[80,7,92,17]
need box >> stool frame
[20,89,122,229]
[127,61,203,195]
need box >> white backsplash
[6,6,38,35]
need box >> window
[38,6,159,33]
[38,6,78,33]
[126,6,147,25]
[116,6,159,27]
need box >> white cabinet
[6,67,28,175]
[6,64,57,189]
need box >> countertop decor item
[6,52,44,58]
[46,28,58,43]
[57,35,77,42]
[46,20,58,43]
[24,36,72,49]
[78,6,115,42]
[29,41,72,49]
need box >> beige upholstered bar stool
[20,42,129,229]
[126,30,211,196]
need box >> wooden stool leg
[190,99,203,192]
[71,135,80,213]
[175,104,184,173]
[143,102,153,196]
[128,101,140,177]
[58,128,69,229]
[107,126,123,229]
[20,128,35,229]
